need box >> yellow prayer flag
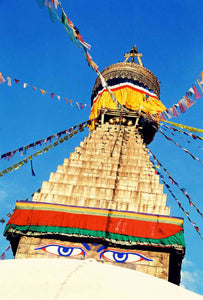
[13,164,19,170]
[0,72,5,84]
[161,120,203,133]
[59,138,64,143]
[7,167,13,172]
[200,71,203,83]
[40,89,47,95]
[53,141,59,146]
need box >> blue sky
[0,0,202,294]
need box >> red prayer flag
[50,93,55,98]
[0,252,5,260]
[5,245,10,252]
[194,226,199,232]
[178,102,186,113]
[185,96,195,108]
[192,85,201,99]
[14,79,19,84]
[172,106,179,117]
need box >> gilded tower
[4,47,185,285]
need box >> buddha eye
[34,244,86,257]
[99,249,153,263]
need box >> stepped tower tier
[4,47,185,286]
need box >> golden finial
[124,45,143,67]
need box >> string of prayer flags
[160,123,203,144]
[149,152,203,239]
[160,72,203,120]
[160,119,203,133]
[0,116,99,178]
[0,245,11,260]
[148,148,203,217]
[1,71,91,110]
[159,129,203,165]
[36,1,122,110]
[162,176,202,239]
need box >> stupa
[4,46,185,285]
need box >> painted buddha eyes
[34,245,86,258]
[99,249,153,263]
[34,244,153,263]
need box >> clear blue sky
[0,0,202,294]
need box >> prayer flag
[13,164,19,170]
[64,98,67,103]
[197,79,203,93]
[23,83,28,88]
[6,246,11,252]
[167,108,173,117]
[52,0,59,9]
[159,112,165,120]
[57,95,60,101]
[192,85,201,99]
[194,226,199,232]
[163,110,170,119]
[30,158,35,176]
[69,99,73,106]
[7,76,12,86]
[80,103,84,109]
[200,71,203,84]
[178,101,186,113]
[48,6,58,23]
[184,96,195,108]
[75,101,80,109]
[40,89,47,95]
[32,86,37,91]
[0,73,5,84]
[50,93,55,98]
[172,106,179,117]
[14,79,19,84]
[0,252,5,260]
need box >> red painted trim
[8,209,183,239]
